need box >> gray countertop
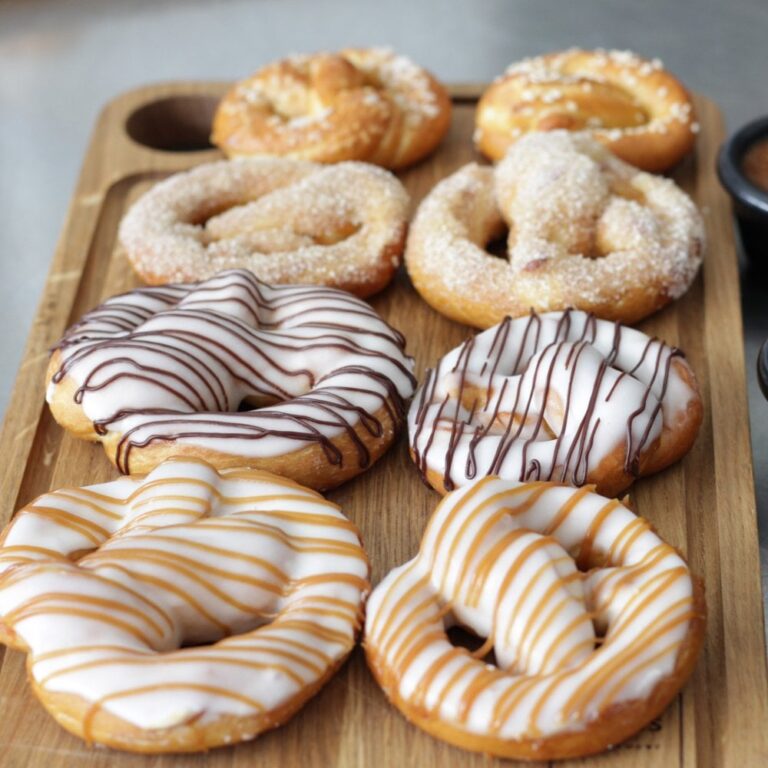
[2,0,767,615]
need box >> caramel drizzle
[0,459,369,735]
[52,270,415,474]
[411,309,684,490]
[367,480,697,737]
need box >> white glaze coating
[0,458,369,734]
[47,269,416,475]
[408,310,698,492]
[365,477,698,741]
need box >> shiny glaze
[48,269,416,474]
[365,477,700,741]
[409,310,697,492]
[0,458,369,738]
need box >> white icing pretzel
[46,269,416,489]
[365,477,705,760]
[0,458,369,752]
[409,310,702,496]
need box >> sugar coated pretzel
[46,269,416,488]
[0,458,370,752]
[365,477,705,760]
[405,131,704,328]
[212,47,452,169]
[409,310,702,497]
[475,48,697,172]
[118,157,409,294]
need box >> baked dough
[365,476,705,760]
[46,269,416,488]
[119,157,409,295]
[212,47,451,170]
[476,48,697,172]
[405,131,704,327]
[0,458,369,752]
[409,310,702,497]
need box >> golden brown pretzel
[212,47,451,169]
[475,48,697,172]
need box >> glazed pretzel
[365,477,705,760]
[475,48,697,172]
[46,269,416,488]
[405,131,704,328]
[118,157,409,294]
[0,458,369,752]
[409,310,702,496]
[212,47,452,170]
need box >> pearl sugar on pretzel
[118,157,409,295]
[475,48,698,172]
[212,47,452,170]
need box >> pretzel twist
[475,48,697,172]
[212,48,451,170]
[0,458,369,752]
[405,131,704,328]
[365,477,705,760]
[119,158,409,294]
[46,269,416,488]
[409,310,702,496]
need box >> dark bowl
[758,340,768,401]
[717,115,768,257]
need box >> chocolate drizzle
[50,270,416,474]
[409,309,690,492]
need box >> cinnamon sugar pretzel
[405,131,704,328]
[118,157,409,294]
[0,458,369,752]
[365,477,705,760]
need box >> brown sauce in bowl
[742,137,768,191]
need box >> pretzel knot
[409,310,702,496]
[0,459,369,752]
[365,478,705,760]
[119,157,409,294]
[212,48,452,170]
[405,131,704,328]
[46,269,416,487]
[475,48,697,172]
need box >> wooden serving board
[0,82,766,768]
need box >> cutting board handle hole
[125,95,219,152]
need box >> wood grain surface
[0,83,766,767]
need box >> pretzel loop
[408,310,702,496]
[365,478,705,760]
[0,459,370,752]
